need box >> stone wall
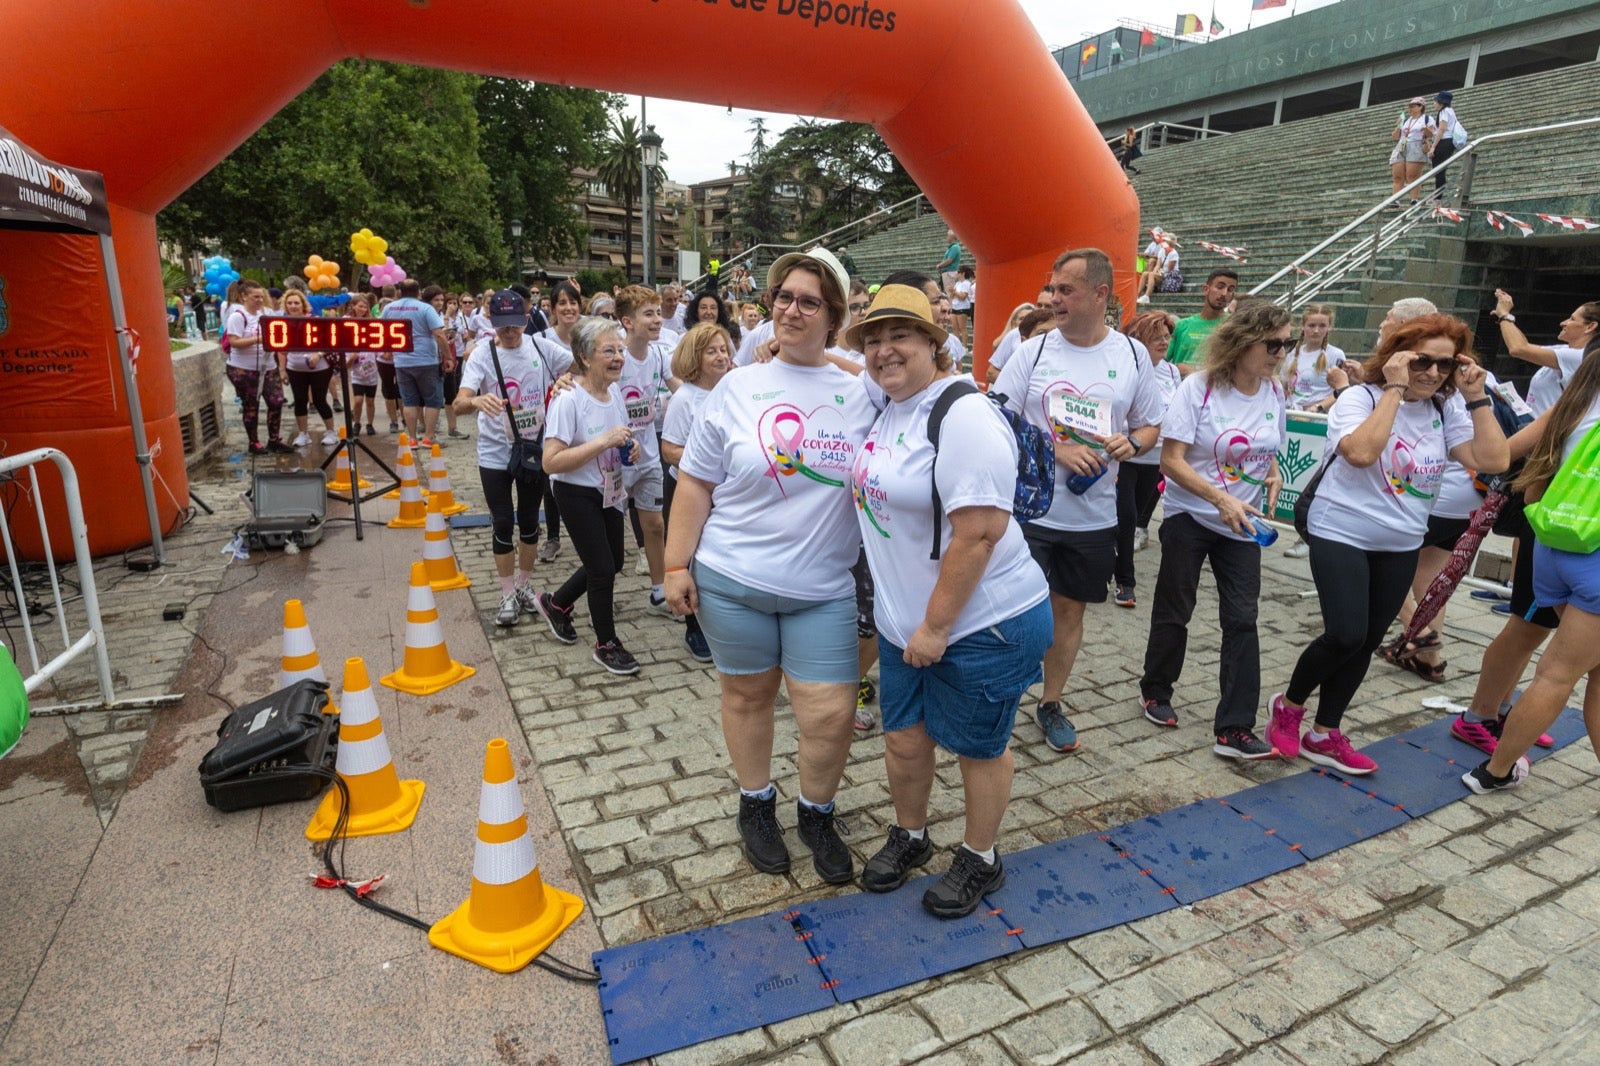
[171,342,227,466]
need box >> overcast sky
[624,0,1335,185]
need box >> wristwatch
[1491,312,1515,323]
[1466,396,1494,411]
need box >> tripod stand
[319,355,400,540]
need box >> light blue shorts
[691,561,858,683]
[1532,542,1600,616]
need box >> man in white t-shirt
[617,285,681,611]
[993,249,1164,755]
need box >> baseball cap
[487,289,528,328]
[767,246,850,305]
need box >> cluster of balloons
[348,228,389,266]
[368,256,407,287]
[201,256,239,298]
[303,255,341,291]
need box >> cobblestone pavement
[26,404,1598,1063]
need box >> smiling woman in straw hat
[845,285,1052,919]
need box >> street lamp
[510,217,523,282]
[640,124,663,286]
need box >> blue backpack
[927,376,1056,560]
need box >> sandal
[1396,654,1448,683]
[1379,630,1440,669]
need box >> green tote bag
[1527,420,1600,555]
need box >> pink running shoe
[1451,715,1498,755]
[1267,693,1305,761]
[1300,730,1378,776]
[1497,714,1555,748]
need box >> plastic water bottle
[1065,466,1107,496]
[1248,516,1279,547]
[616,443,635,467]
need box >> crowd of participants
[217,244,1599,920]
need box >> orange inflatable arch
[0,0,1138,556]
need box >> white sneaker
[635,552,650,576]
[1285,539,1310,559]
[647,592,675,617]
[1136,294,1150,304]
[292,431,312,448]
[320,430,339,446]
[515,584,540,615]
[1132,528,1149,552]
[495,592,520,627]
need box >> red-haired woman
[1268,315,1508,774]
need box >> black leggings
[479,465,544,555]
[551,482,624,645]
[287,367,334,419]
[543,479,562,541]
[1114,461,1163,587]
[1286,533,1418,730]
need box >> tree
[759,121,919,235]
[162,62,507,288]
[747,117,769,168]
[475,79,619,268]
[593,115,667,282]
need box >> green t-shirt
[1168,313,1224,366]
[936,241,962,273]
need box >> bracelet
[664,566,689,574]
[1465,396,1493,411]
[1384,382,1408,393]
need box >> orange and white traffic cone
[422,494,472,592]
[305,657,425,841]
[384,432,410,499]
[381,561,475,695]
[281,599,338,715]
[426,444,469,517]
[326,427,372,493]
[387,448,428,529]
[429,738,583,973]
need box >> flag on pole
[1109,38,1125,59]
[1176,13,1203,34]
[1210,7,1225,33]
[1080,41,1098,64]
[1252,0,1287,9]
[1140,27,1170,47]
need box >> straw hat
[842,285,950,352]
[766,246,850,303]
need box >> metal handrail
[682,193,929,290]
[1103,120,1230,153]
[1250,115,1600,302]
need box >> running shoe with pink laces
[1451,715,1498,754]
[1267,693,1305,760]
[1300,730,1378,775]
[1496,707,1555,748]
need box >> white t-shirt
[945,333,969,368]
[545,384,628,508]
[1284,343,1348,409]
[224,307,269,372]
[852,378,1048,648]
[347,350,379,388]
[661,381,710,479]
[1159,372,1285,540]
[1128,359,1183,466]
[989,328,1023,371]
[459,337,558,473]
[618,342,674,465]
[680,359,877,599]
[992,328,1165,532]
[1562,392,1600,464]
[1434,371,1512,520]
[734,319,776,367]
[1527,366,1562,415]
[951,279,974,312]
[1308,384,1475,551]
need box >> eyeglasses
[1262,338,1289,355]
[1411,356,1459,373]
[848,302,870,314]
[598,312,617,320]
[772,289,826,317]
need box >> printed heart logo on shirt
[1214,429,1270,487]
[759,403,856,495]
[851,440,892,539]
[1040,380,1114,446]
[1384,435,1438,500]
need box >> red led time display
[261,317,413,352]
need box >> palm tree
[594,115,667,283]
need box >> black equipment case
[198,679,338,811]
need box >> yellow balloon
[360,228,373,239]
[369,236,388,257]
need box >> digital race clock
[260,316,413,352]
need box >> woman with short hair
[664,248,875,885]
[1268,314,1509,774]
[1136,303,1287,758]
[846,286,1051,917]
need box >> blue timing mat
[1220,768,1409,859]
[985,831,1177,948]
[593,910,832,1065]
[1102,799,1305,905]
[1356,735,1475,817]
[789,873,1019,1002]
[1504,692,1589,763]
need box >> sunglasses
[1262,338,1289,355]
[1411,355,1459,373]
[598,312,617,320]
[772,290,826,317]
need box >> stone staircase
[839,61,1600,348]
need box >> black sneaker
[858,677,876,705]
[1213,726,1277,761]
[861,826,934,893]
[796,801,854,884]
[593,640,640,676]
[1141,696,1178,728]
[1462,756,1530,795]
[737,791,790,874]
[535,592,578,645]
[684,627,713,663]
[923,847,1005,919]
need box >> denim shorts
[879,598,1053,760]
[396,363,444,409]
[1532,542,1600,615]
[691,561,858,683]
